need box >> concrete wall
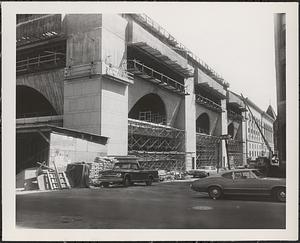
[17,69,64,115]
[101,77,129,155]
[49,132,107,171]
[102,14,127,68]
[64,76,102,134]
[63,14,102,66]
[128,77,184,128]
[100,15,130,156]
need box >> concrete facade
[245,99,275,161]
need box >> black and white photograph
[1,1,298,242]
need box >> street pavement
[16,181,286,229]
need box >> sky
[146,5,278,113]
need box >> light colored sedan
[190,169,286,202]
[197,166,217,176]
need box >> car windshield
[252,170,264,178]
[113,163,131,169]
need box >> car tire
[274,188,286,202]
[146,177,153,186]
[123,176,131,187]
[208,186,222,200]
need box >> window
[131,163,139,170]
[114,163,130,169]
[233,171,243,179]
[241,171,253,179]
[222,172,233,179]
[252,170,264,178]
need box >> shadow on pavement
[191,193,285,203]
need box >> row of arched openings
[16,87,235,136]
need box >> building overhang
[195,68,227,99]
[128,42,193,77]
[227,91,247,111]
[17,14,64,47]
[16,124,109,145]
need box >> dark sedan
[190,169,286,202]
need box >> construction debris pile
[17,157,195,192]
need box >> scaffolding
[227,139,244,167]
[196,133,221,168]
[127,59,187,95]
[128,118,185,170]
[138,111,166,125]
[17,52,66,75]
[195,94,223,113]
[17,14,63,46]
[130,151,186,171]
[227,110,243,121]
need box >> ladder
[46,171,70,190]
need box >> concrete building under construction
[15,14,274,173]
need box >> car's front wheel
[146,177,153,186]
[123,176,131,187]
[102,182,109,188]
[274,187,286,202]
[208,186,222,200]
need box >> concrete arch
[17,85,58,118]
[196,112,210,134]
[128,78,184,126]
[129,93,167,124]
[16,69,64,115]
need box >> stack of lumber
[88,157,117,186]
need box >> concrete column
[63,14,131,156]
[221,99,228,168]
[63,15,103,135]
[242,111,247,165]
[184,77,196,171]
[100,77,130,156]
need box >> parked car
[187,169,208,178]
[98,161,159,187]
[190,169,286,202]
[197,165,217,176]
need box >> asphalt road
[16,181,286,229]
